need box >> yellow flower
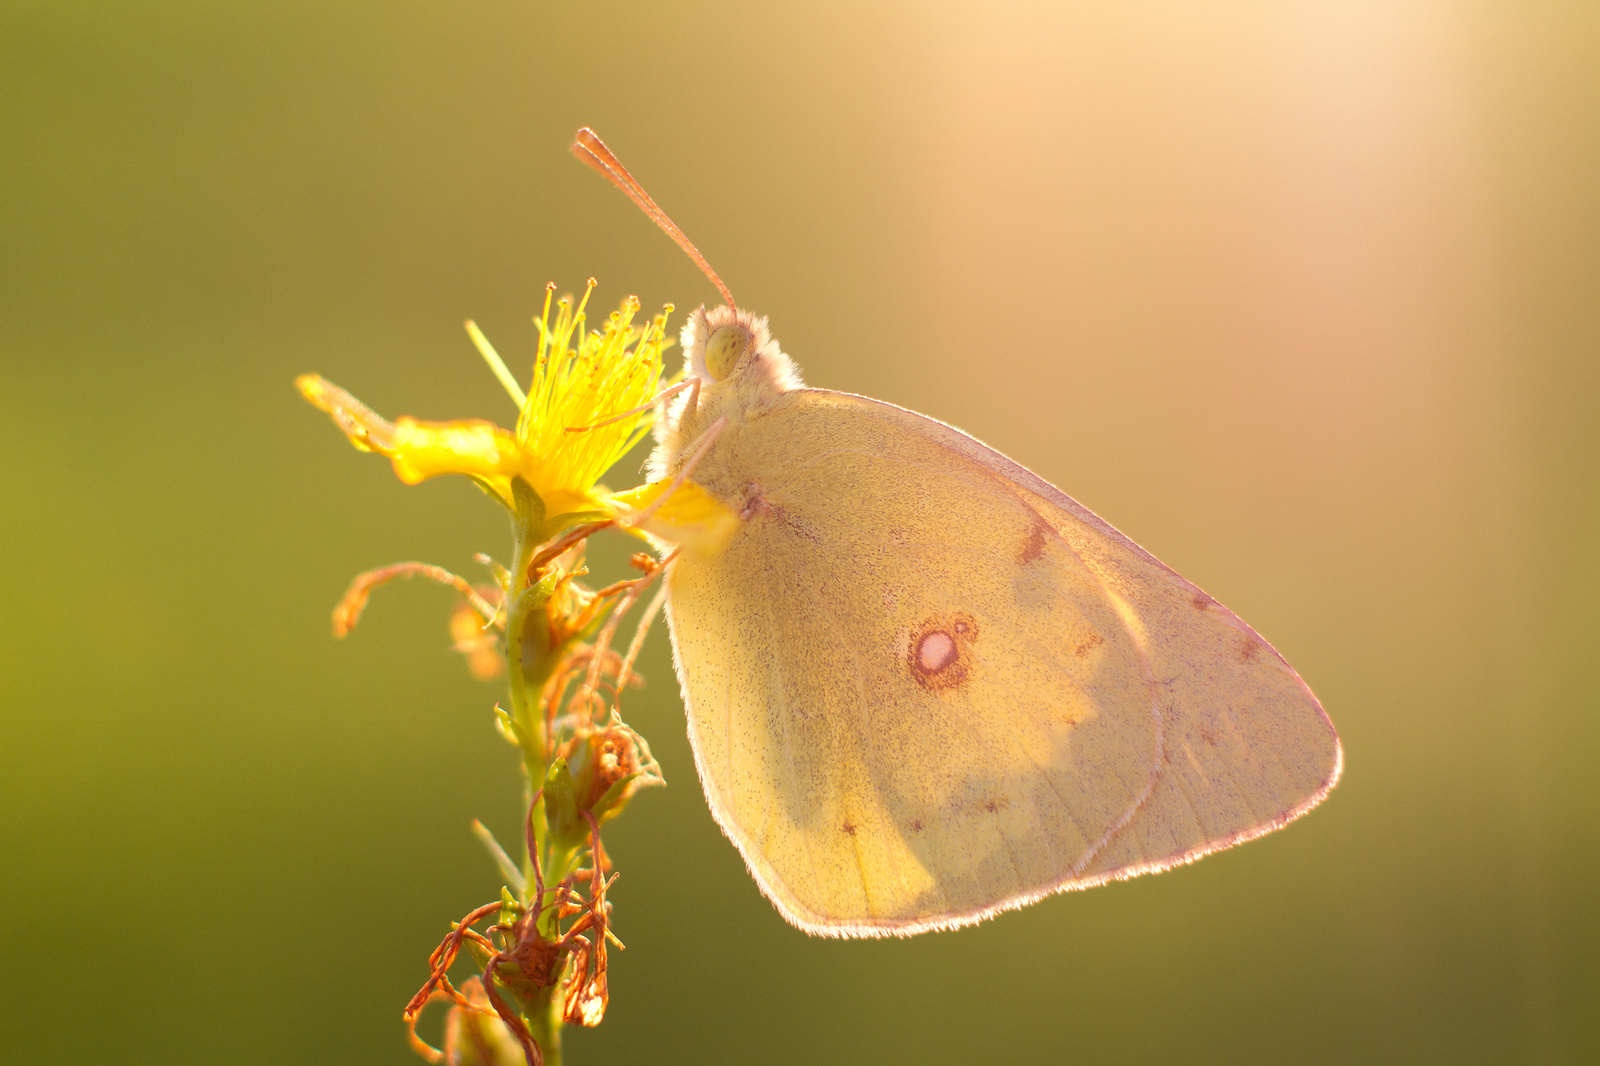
[298,281,735,550]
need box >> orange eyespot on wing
[905,615,977,692]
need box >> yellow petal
[296,374,392,454]
[386,416,521,485]
[298,373,522,502]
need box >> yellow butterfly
[575,129,1342,938]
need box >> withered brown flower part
[407,977,525,1066]
[410,800,629,1066]
[565,722,662,821]
[451,587,507,682]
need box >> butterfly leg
[564,377,697,433]
[683,375,700,422]
[621,414,727,530]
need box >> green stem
[505,479,572,1065]
[506,481,548,776]
[526,991,563,1066]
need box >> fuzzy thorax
[649,304,802,481]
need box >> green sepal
[511,478,547,540]
[465,934,495,972]
[499,886,523,927]
[487,960,531,1017]
[514,570,564,680]
[515,569,561,614]
[589,770,644,823]
[525,786,547,893]
[467,474,514,510]
[541,757,586,851]
[539,508,610,543]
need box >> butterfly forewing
[666,389,1338,936]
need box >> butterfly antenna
[571,127,737,309]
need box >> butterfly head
[682,303,802,406]
[648,305,803,481]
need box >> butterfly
[573,128,1341,937]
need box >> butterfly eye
[703,325,751,381]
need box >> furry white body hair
[648,304,803,483]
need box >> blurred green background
[3,1,1596,1062]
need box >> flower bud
[566,721,664,824]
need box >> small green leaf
[473,819,527,896]
[493,704,522,747]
